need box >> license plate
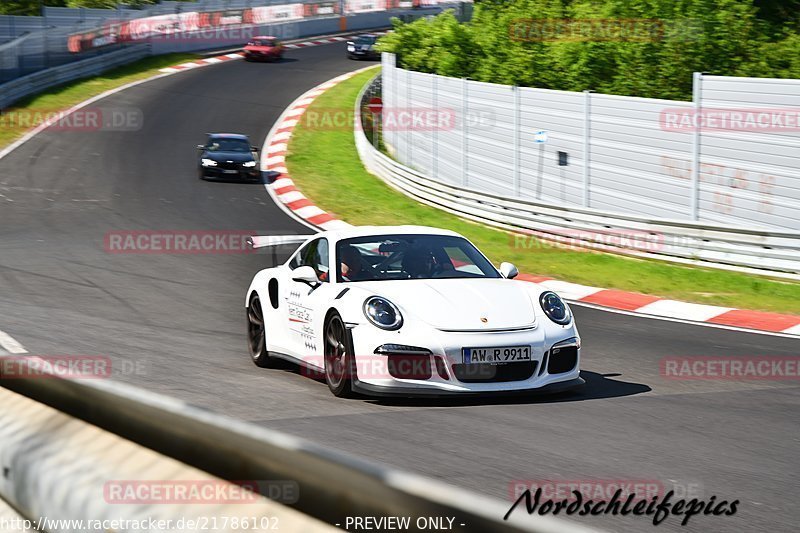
[223,169,238,174]
[463,346,531,364]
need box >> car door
[284,238,335,364]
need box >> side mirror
[251,146,259,152]
[499,262,519,279]
[346,41,354,46]
[197,144,205,150]
[292,265,319,286]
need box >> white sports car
[245,226,583,397]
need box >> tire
[247,294,272,368]
[323,313,355,397]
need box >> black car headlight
[363,296,403,330]
[540,291,571,325]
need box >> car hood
[356,278,537,331]
[202,151,254,162]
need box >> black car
[346,34,379,60]
[197,133,260,181]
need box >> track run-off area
[0,42,798,532]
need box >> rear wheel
[247,295,272,367]
[324,313,355,397]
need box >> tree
[0,1,66,16]
[378,0,800,100]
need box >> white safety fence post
[583,90,592,207]
[690,71,703,220]
[462,76,468,186]
[407,67,412,167]
[513,85,521,197]
[432,73,438,180]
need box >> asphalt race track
[1,43,798,532]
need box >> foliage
[0,1,66,16]
[378,1,800,100]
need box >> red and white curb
[158,32,387,75]
[260,66,378,231]
[512,274,800,336]
[159,52,247,73]
[262,69,800,338]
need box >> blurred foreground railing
[0,360,598,532]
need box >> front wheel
[324,313,355,397]
[247,295,272,368]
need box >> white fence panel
[381,54,800,231]
[696,75,800,229]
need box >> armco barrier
[356,73,800,279]
[0,3,465,107]
[0,45,150,109]
[1,1,471,84]
[0,362,598,533]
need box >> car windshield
[355,36,376,45]
[206,138,251,152]
[249,39,276,46]
[335,234,501,282]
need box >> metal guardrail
[0,362,598,533]
[356,74,800,280]
[0,386,338,533]
[0,45,150,109]
[0,6,453,107]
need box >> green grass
[0,53,199,149]
[289,68,800,314]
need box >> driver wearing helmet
[402,246,435,279]
[338,245,369,281]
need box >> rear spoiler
[247,234,311,250]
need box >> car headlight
[242,161,257,168]
[347,45,355,52]
[201,158,217,167]
[363,296,403,330]
[540,291,571,325]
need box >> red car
[243,36,284,62]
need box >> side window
[288,242,310,270]
[288,239,330,282]
[314,239,330,282]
